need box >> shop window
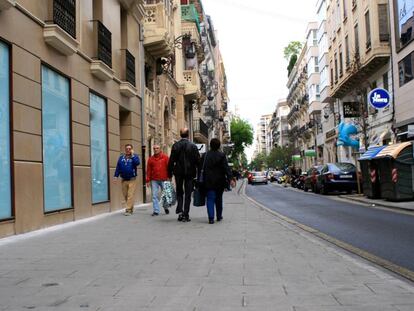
[90,93,109,203]
[42,66,72,212]
[0,42,11,220]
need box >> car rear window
[331,163,355,172]
[253,172,265,176]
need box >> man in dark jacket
[168,128,200,222]
[114,144,141,216]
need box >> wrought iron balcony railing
[193,118,209,139]
[125,50,136,86]
[53,0,76,38]
[97,21,112,68]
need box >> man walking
[146,145,170,216]
[168,128,200,222]
[114,144,141,216]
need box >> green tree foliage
[230,118,254,165]
[266,145,294,169]
[283,41,303,60]
[287,54,297,76]
[249,152,267,171]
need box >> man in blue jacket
[114,144,141,216]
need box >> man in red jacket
[146,145,170,216]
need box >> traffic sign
[368,88,390,109]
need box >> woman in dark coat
[200,138,235,224]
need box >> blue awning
[358,146,387,161]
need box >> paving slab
[0,182,413,310]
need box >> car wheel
[320,183,328,195]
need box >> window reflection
[90,93,109,203]
[42,66,72,212]
[0,42,11,220]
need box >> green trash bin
[358,146,387,199]
[373,142,414,201]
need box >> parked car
[303,165,323,192]
[250,171,268,185]
[247,172,253,184]
[315,163,358,194]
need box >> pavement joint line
[0,203,151,246]
[271,182,414,216]
[242,181,414,284]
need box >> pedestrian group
[113,128,236,224]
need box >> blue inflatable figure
[337,121,360,149]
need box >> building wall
[390,0,414,134]
[0,0,144,237]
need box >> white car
[251,171,268,185]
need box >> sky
[201,0,317,160]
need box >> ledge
[43,24,79,56]
[0,0,15,10]
[90,60,114,81]
[120,82,137,97]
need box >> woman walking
[200,138,235,224]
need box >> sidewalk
[339,194,414,211]
[0,184,414,310]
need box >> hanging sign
[343,102,360,118]
[368,88,391,109]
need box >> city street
[246,183,414,275]
[1,182,414,310]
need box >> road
[245,183,414,273]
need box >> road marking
[242,182,414,283]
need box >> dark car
[315,163,358,195]
[303,165,323,192]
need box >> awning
[292,155,301,161]
[374,142,412,159]
[358,146,387,161]
[304,150,316,157]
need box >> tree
[283,41,303,61]
[230,118,254,165]
[266,145,294,169]
[249,152,267,171]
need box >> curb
[338,195,414,212]
[241,182,414,283]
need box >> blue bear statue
[337,121,360,149]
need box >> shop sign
[196,144,206,153]
[343,102,360,118]
[326,129,336,139]
[368,88,391,109]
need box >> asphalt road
[245,183,414,273]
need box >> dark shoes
[217,216,223,222]
[209,219,214,224]
[177,214,183,221]
[178,214,191,222]
[151,212,159,216]
[164,208,170,215]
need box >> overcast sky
[202,0,317,159]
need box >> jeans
[175,176,193,217]
[206,189,224,220]
[151,180,164,213]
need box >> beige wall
[0,1,144,237]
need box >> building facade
[327,0,393,163]
[390,0,414,140]
[0,0,146,237]
[255,114,272,155]
[270,99,290,148]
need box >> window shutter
[378,4,390,42]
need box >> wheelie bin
[358,146,387,199]
[373,142,414,201]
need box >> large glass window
[399,51,414,86]
[90,93,108,203]
[395,0,414,48]
[0,42,11,220]
[42,66,72,212]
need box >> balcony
[193,118,209,143]
[43,0,79,56]
[287,105,299,122]
[90,21,114,81]
[330,41,390,98]
[143,0,173,58]
[0,0,15,11]
[120,50,137,97]
[183,69,201,99]
[181,21,204,63]
[308,100,323,115]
